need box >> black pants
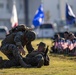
[0,44,22,68]
[23,54,44,66]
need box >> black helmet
[37,42,46,47]
[25,31,36,41]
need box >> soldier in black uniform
[0,25,36,68]
[23,42,50,68]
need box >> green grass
[0,39,76,75]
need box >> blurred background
[0,0,76,39]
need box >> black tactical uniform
[0,30,36,68]
[23,42,50,68]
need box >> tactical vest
[1,32,27,47]
[2,33,16,45]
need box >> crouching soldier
[0,26,36,68]
[23,42,50,68]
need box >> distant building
[0,0,41,29]
[0,0,25,29]
[0,0,76,29]
[43,0,76,24]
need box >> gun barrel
[44,46,49,56]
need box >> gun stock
[44,46,49,56]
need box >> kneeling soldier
[0,27,36,68]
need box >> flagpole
[41,0,44,40]
[41,0,44,23]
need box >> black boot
[0,57,3,68]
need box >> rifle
[44,45,50,65]
[44,45,49,56]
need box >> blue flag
[33,4,44,27]
[66,3,76,24]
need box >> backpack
[8,25,33,35]
[6,25,32,36]
[9,25,28,34]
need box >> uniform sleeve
[14,32,24,48]
[26,42,34,53]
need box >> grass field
[0,39,76,75]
